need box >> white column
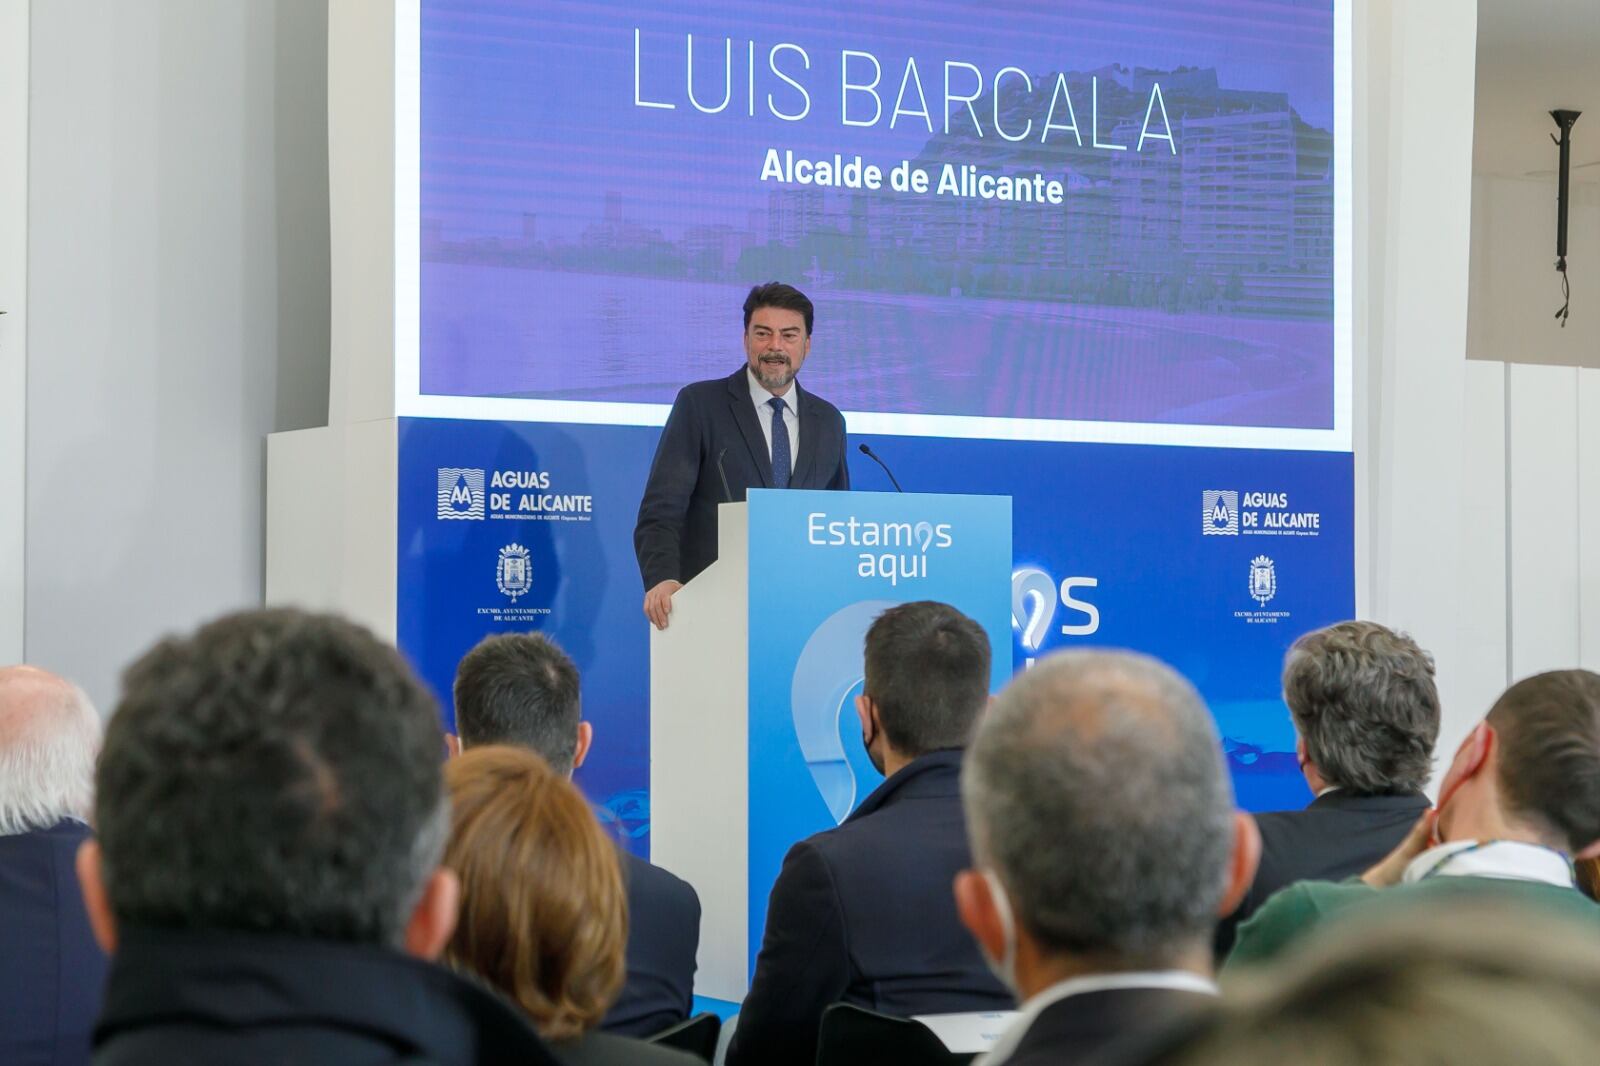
[327,0,399,426]
[0,0,28,665]
[1359,0,1480,760]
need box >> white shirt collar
[1401,839,1576,887]
[975,971,1217,1066]
[746,366,798,411]
[1315,784,1342,798]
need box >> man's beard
[755,356,796,390]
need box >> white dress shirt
[747,367,800,464]
[1401,839,1577,887]
[974,970,1219,1066]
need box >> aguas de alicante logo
[1200,489,1320,537]
[436,467,593,523]
[438,468,486,519]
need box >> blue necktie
[768,396,791,488]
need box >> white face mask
[980,869,1020,996]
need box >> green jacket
[1226,874,1600,970]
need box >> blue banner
[398,416,1352,858]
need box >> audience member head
[1282,621,1439,795]
[1434,669,1600,857]
[956,650,1258,999]
[77,608,459,959]
[442,745,626,1042]
[1123,901,1600,1066]
[452,631,590,775]
[857,600,991,776]
[0,665,99,836]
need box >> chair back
[647,1011,722,1063]
[815,1003,976,1066]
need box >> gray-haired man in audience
[0,666,106,1066]
[956,650,1259,1066]
[1215,620,1439,955]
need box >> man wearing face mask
[634,281,851,631]
[1228,669,1600,968]
[725,601,1012,1066]
[955,650,1261,1066]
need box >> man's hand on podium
[644,580,684,630]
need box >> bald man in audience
[956,651,1259,1066]
[0,666,107,1066]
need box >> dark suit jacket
[601,852,701,1037]
[725,750,1013,1066]
[1000,987,1215,1066]
[0,820,108,1066]
[551,1029,701,1066]
[634,368,850,589]
[1215,789,1430,957]
[92,927,558,1065]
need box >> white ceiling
[1475,0,1600,181]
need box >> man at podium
[634,282,850,629]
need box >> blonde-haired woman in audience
[443,746,699,1066]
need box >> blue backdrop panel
[397,416,1353,856]
[847,434,1355,812]
[398,416,656,844]
[743,488,1011,971]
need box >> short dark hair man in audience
[452,630,702,1038]
[1230,668,1600,967]
[76,609,557,1064]
[1215,620,1439,955]
[956,650,1260,1066]
[0,666,106,1066]
[726,601,1013,1066]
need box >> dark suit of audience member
[1214,789,1430,955]
[1214,621,1442,959]
[635,365,849,591]
[728,603,1013,1066]
[449,631,702,1039]
[998,986,1216,1066]
[0,820,108,1066]
[553,1029,700,1066]
[603,852,702,1037]
[93,927,552,1065]
[728,750,1011,1066]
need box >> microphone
[857,443,904,492]
[716,447,733,503]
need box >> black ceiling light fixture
[1552,109,1581,327]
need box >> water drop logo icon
[1011,568,1057,652]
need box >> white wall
[1469,175,1600,367]
[24,0,330,708]
[0,1,27,666]
[1456,362,1600,695]
[1357,0,1482,768]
